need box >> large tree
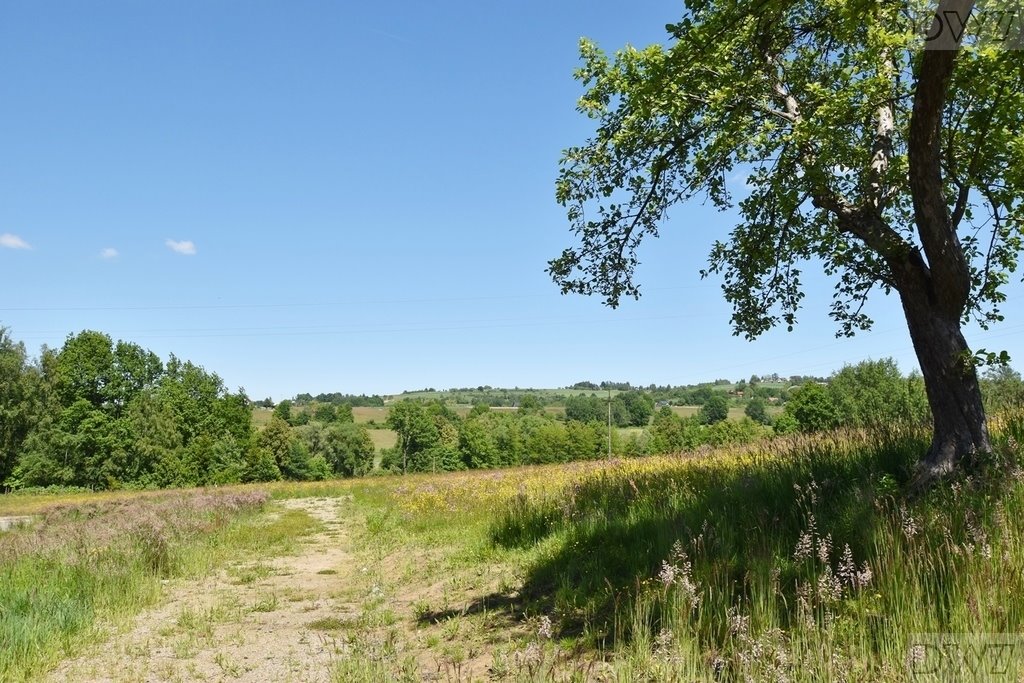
[549,0,1024,486]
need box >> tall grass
[489,417,1024,680]
[7,417,1023,681]
[0,489,274,681]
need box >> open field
[671,404,783,420]
[394,388,626,401]
[353,406,389,424]
[341,404,568,424]
[5,413,1024,680]
[367,428,398,451]
[251,407,274,428]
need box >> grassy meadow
[0,488,315,680]
[669,404,782,420]
[5,415,1024,680]
[394,388,626,401]
[353,406,390,424]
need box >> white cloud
[100,247,119,259]
[165,239,197,255]
[0,233,31,250]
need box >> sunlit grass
[8,413,1024,680]
[482,416,1024,680]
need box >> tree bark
[899,285,991,487]
[900,0,984,488]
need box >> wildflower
[856,562,873,589]
[653,628,673,657]
[537,615,553,640]
[794,531,813,562]
[837,544,856,587]
[906,644,927,668]
[807,479,819,506]
[965,512,989,556]
[994,502,1007,530]
[899,506,919,540]
[658,560,678,587]
[524,641,543,665]
[831,652,851,681]
[817,533,832,565]
[678,569,701,607]
[835,543,871,591]
[728,609,750,636]
[816,566,842,603]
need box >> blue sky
[2,1,1022,400]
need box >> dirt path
[51,497,356,683]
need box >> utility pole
[607,388,612,458]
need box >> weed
[308,616,351,632]
[251,593,279,613]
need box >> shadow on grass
[415,591,523,626]
[483,429,936,646]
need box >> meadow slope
[2,415,1024,681]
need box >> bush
[785,383,840,433]
[699,394,729,424]
[243,447,281,482]
[745,397,769,424]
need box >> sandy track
[51,497,354,683]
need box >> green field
[352,406,388,424]
[394,387,626,401]
[671,404,783,420]
[367,428,397,450]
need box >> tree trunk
[899,288,991,487]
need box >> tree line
[380,358,1024,475]
[4,325,1021,489]
[0,328,375,490]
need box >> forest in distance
[3,326,1024,492]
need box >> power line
[7,312,713,341]
[0,284,717,313]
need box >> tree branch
[908,0,976,316]
[949,89,1005,229]
[867,54,896,212]
[771,68,918,275]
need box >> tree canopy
[550,0,1024,484]
[0,329,372,490]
